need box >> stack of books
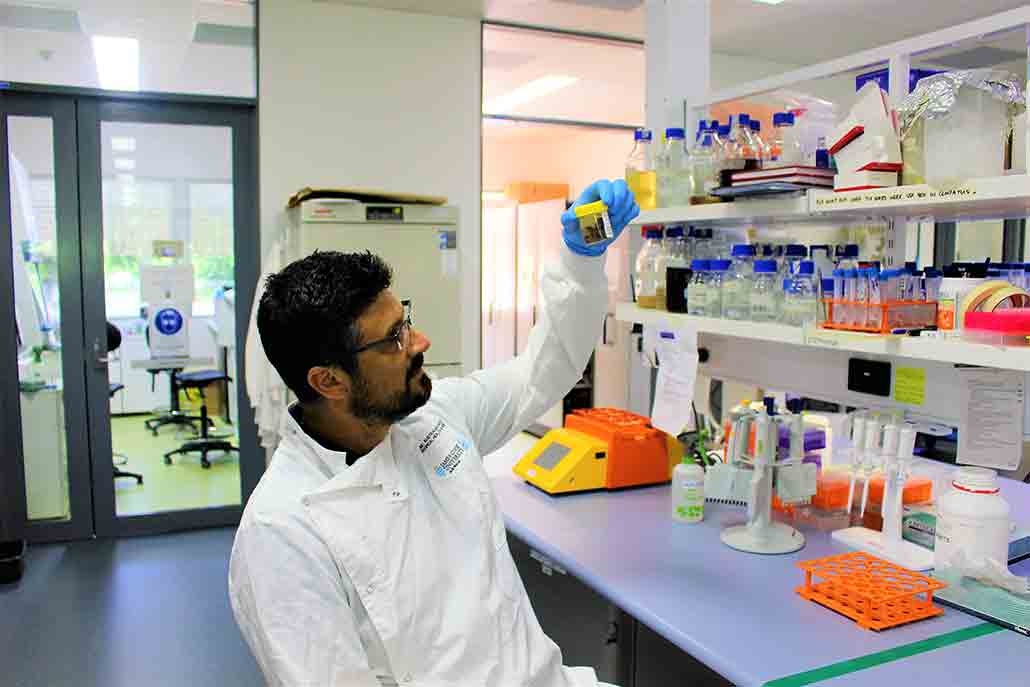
[730,165,835,189]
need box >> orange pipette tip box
[795,551,947,631]
[866,475,933,506]
[811,473,851,511]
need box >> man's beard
[350,353,432,424]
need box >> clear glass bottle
[708,259,731,318]
[626,129,657,210]
[690,123,718,205]
[749,119,770,163]
[783,261,819,327]
[687,259,709,316]
[782,244,808,278]
[809,244,834,284]
[729,114,760,170]
[635,227,663,309]
[771,112,803,164]
[750,259,781,322]
[657,127,693,208]
[664,225,689,266]
[837,244,861,271]
[693,228,710,259]
[695,227,715,260]
[723,244,756,320]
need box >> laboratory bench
[493,471,1030,687]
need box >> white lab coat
[245,238,291,453]
[229,244,609,686]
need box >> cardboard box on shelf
[504,182,569,204]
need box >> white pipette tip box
[832,526,935,571]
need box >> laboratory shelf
[629,195,810,228]
[615,302,1030,371]
[808,174,1030,223]
[627,175,1030,227]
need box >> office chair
[164,370,239,469]
[140,314,212,437]
[107,323,143,485]
[143,368,212,436]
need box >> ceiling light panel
[484,75,580,113]
[92,36,140,91]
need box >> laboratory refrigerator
[287,200,463,379]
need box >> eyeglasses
[353,301,413,354]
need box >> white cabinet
[20,387,69,521]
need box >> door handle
[488,302,494,325]
[93,338,109,368]
[602,312,614,346]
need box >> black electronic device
[847,358,892,397]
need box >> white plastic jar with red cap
[935,466,1011,569]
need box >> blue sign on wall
[155,308,184,335]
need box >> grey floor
[0,527,263,687]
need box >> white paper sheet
[958,368,1025,471]
[649,321,699,436]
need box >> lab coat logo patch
[420,419,469,477]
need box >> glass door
[0,93,94,542]
[78,99,261,537]
[1,95,260,542]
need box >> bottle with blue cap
[783,261,818,327]
[782,244,808,278]
[750,259,781,322]
[724,244,757,320]
[771,112,803,164]
[687,259,710,317]
[690,122,719,203]
[656,225,689,309]
[626,128,657,210]
[635,226,664,309]
[657,127,693,207]
[727,114,759,166]
[749,119,770,162]
[837,243,861,271]
[708,259,731,318]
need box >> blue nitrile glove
[561,179,640,257]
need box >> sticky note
[894,367,926,406]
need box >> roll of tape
[981,286,1030,312]
[959,280,1011,318]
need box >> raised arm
[435,179,638,455]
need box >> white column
[627,1,711,416]
[645,0,710,136]
[886,53,912,269]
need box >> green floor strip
[763,623,1003,687]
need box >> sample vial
[572,200,613,246]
